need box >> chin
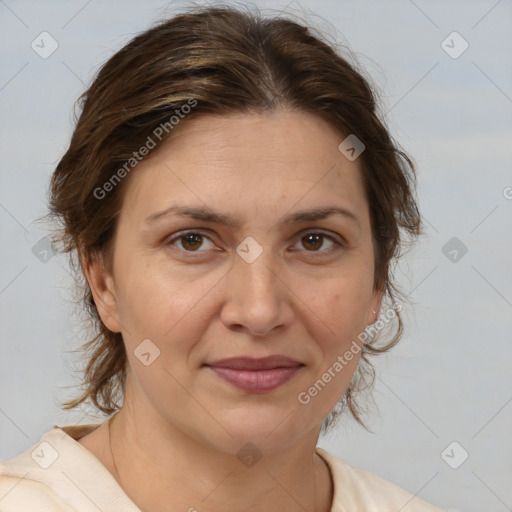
[203,404,316,454]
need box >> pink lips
[205,356,304,393]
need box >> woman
[0,4,449,511]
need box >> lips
[205,356,304,393]
[207,355,302,370]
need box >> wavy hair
[48,3,422,431]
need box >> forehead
[157,110,351,167]
[118,110,369,225]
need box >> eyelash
[165,229,344,257]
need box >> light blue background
[1,1,511,511]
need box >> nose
[219,245,294,338]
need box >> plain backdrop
[1,1,511,511]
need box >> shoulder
[0,472,76,511]
[0,424,104,512]
[316,447,450,512]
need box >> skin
[79,110,383,512]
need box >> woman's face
[90,110,383,453]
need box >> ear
[366,288,384,325]
[81,250,122,333]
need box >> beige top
[0,423,449,511]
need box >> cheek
[308,274,374,342]
[113,252,220,348]
[296,348,362,423]
[299,273,373,403]
[116,271,172,337]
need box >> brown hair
[49,3,421,431]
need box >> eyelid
[165,229,216,251]
[165,228,346,254]
[299,228,345,244]
[291,229,345,255]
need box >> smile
[206,366,303,393]
[204,356,304,393]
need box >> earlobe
[81,250,122,333]
[367,289,384,325]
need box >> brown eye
[181,233,204,251]
[294,231,342,255]
[167,231,215,252]
[301,233,325,251]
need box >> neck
[107,403,332,512]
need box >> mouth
[204,356,304,393]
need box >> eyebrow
[145,204,361,230]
